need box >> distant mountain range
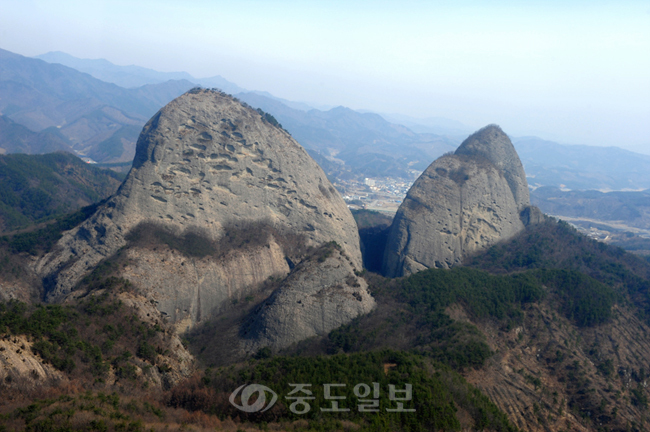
[0,48,196,162]
[234,92,650,190]
[235,92,458,179]
[531,186,650,231]
[36,51,245,93]
[514,137,650,191]
[0,115,72,155]
[374,112,473,136]
[3,88,650,432]
[1,47,649,191]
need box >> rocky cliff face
[454,124,530,210]
[240,243,375,353]
[35,89,367,335]
[383,125,539,277]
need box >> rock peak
[383,124,537,277]
[37,88,365,326]
[458,123,505,142]
[131,88,283,170]
[455,124,529,209]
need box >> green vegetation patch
[471,218,650,324]
[1,201,102,255]
[256,108,283,130]
[0,152,121,232]
[401,267,544,322]
[90,125,141,161]
[0,276,171,383]
[533,269,617,327]
[1,392,174,432]
[168,351,518,432]
[321,268,543,370]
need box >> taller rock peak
[35,88,369,336]
[454,124,530,210]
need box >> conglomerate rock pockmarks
[36,89,366,334]
[383,125,540,277]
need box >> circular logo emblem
[229,384,278,413]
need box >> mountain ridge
[36,50,244,94]
[1,48,648,190]
[1,102,650,431]
[0,152,123,233]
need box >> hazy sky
[1,0,649,153]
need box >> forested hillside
[0,152,122,232]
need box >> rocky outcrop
[454,124,530,210]
[240,243,375,353]
[35,88,366,333]
[114,291,195,387]
[119,238,292,334]
[0,335,66,388]
[0,292,195,391]
[383,125,539,277]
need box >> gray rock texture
[35,88,365,332]
[383,125,537,277]
[119,238,292,334]
[455,124,530,210]
[240,243,375,353]
[519,205,545,226]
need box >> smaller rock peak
[455,124,530,209]
[455,124,509,159]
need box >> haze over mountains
[0,152,122,233]
[0,43,649,428]
[1,47,649,192]
[0,48,194,164]
[35,51,245,93]
[515,137,650,191]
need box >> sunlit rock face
[383,125,539,277]
[240,243,375,353]
[36,89,368,334]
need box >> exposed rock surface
[35,89,365,332]
[0,335,65,388]
[111,291,195,387]
[519,205,545,226]
[0,280,36,303]
[0,292,194,391]
[383,125,539,277]
[240,243,375,353]
[454,125,530,210]
[119,239,291,334]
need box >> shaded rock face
[35,89,365,332]
[240,243,375,353]
[383,125,537,277]
[120,235,292,334]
